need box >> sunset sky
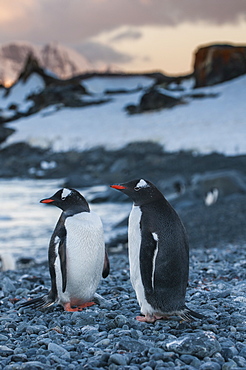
[0,0,246,75]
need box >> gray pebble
[0,345,14,356]
[165,331,221,359]
[0,246,246,370]
[48,342,70,359]
[199,361,221,370]
[109,353,128,365]
[11,353,28,362]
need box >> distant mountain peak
[0,41,101,86]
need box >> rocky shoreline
[1,141,246,252]
[0,244,246,369]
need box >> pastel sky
[0,0,246,75]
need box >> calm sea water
[0,179,131,263]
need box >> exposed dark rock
[0,125,15,144]
[194,43,246,87]
[14,53,61,87]
[1,141,246,188]
[177,193,246,249]
[125,88,183,114]
[140,89,182,110]
[191,170,246,199]
[27,84,110,111]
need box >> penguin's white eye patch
[135,179,149,191]
[61,188,71,200]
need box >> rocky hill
[0,41,100,86]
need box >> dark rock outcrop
[194,44,246,87]
[125,88,183,114]
[0,55,111,122]
[14,53,62,87]
[0,125,15,144]
[191,170,246,198]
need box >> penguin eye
[134,186,140,191]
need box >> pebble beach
[0,244,246,369]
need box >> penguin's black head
[40,188,90,214]
[110,179,163,206]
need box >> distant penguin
[204,187,219,206]
[110,179,204,323]
[20,188,109,312]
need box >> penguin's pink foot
[136,314,169,323]
[136,315,156,323]
[63,302,95,312]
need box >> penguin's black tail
[19,294,55,310]
[179,307,206,322]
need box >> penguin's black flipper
[19,292,56,310]
[102,251,110,278]
[179,307,206,322]
[139,230,158,293]
[58,236,67,293]
[49,219,67,294]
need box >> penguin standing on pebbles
[21,188,109,312]
[110,179,204,323]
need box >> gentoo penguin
[110,179,204,323]
[20,188,109,312]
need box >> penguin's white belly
[128,205,155,316]
[55,212,105,306]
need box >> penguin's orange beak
[40,198,54,203]
[110,185,127,190]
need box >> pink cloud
[0,0,245,45]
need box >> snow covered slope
[2,73,246,156]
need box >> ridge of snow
[1,73,246,156]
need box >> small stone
[114,314,129,328]
[221,346,238,361]
[95,338,111,347]
[26,325,47,334]
[17,361,48,369]
[165,331,221,359]
[117,337,147,353]
[109,353,127,366]
[0,345,14,356]
[239,346,246,359]
[48,342,70,359]
[0,334,8,341]
[180,354,197,365]
[222,359,238,370]
[199,361,221,370]
[26,348,37,357]
[233,355,246,367]
[11,353,28,362]
[2,277,15,293]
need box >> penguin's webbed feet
[136,314,169,323]
[63,301,95,312]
